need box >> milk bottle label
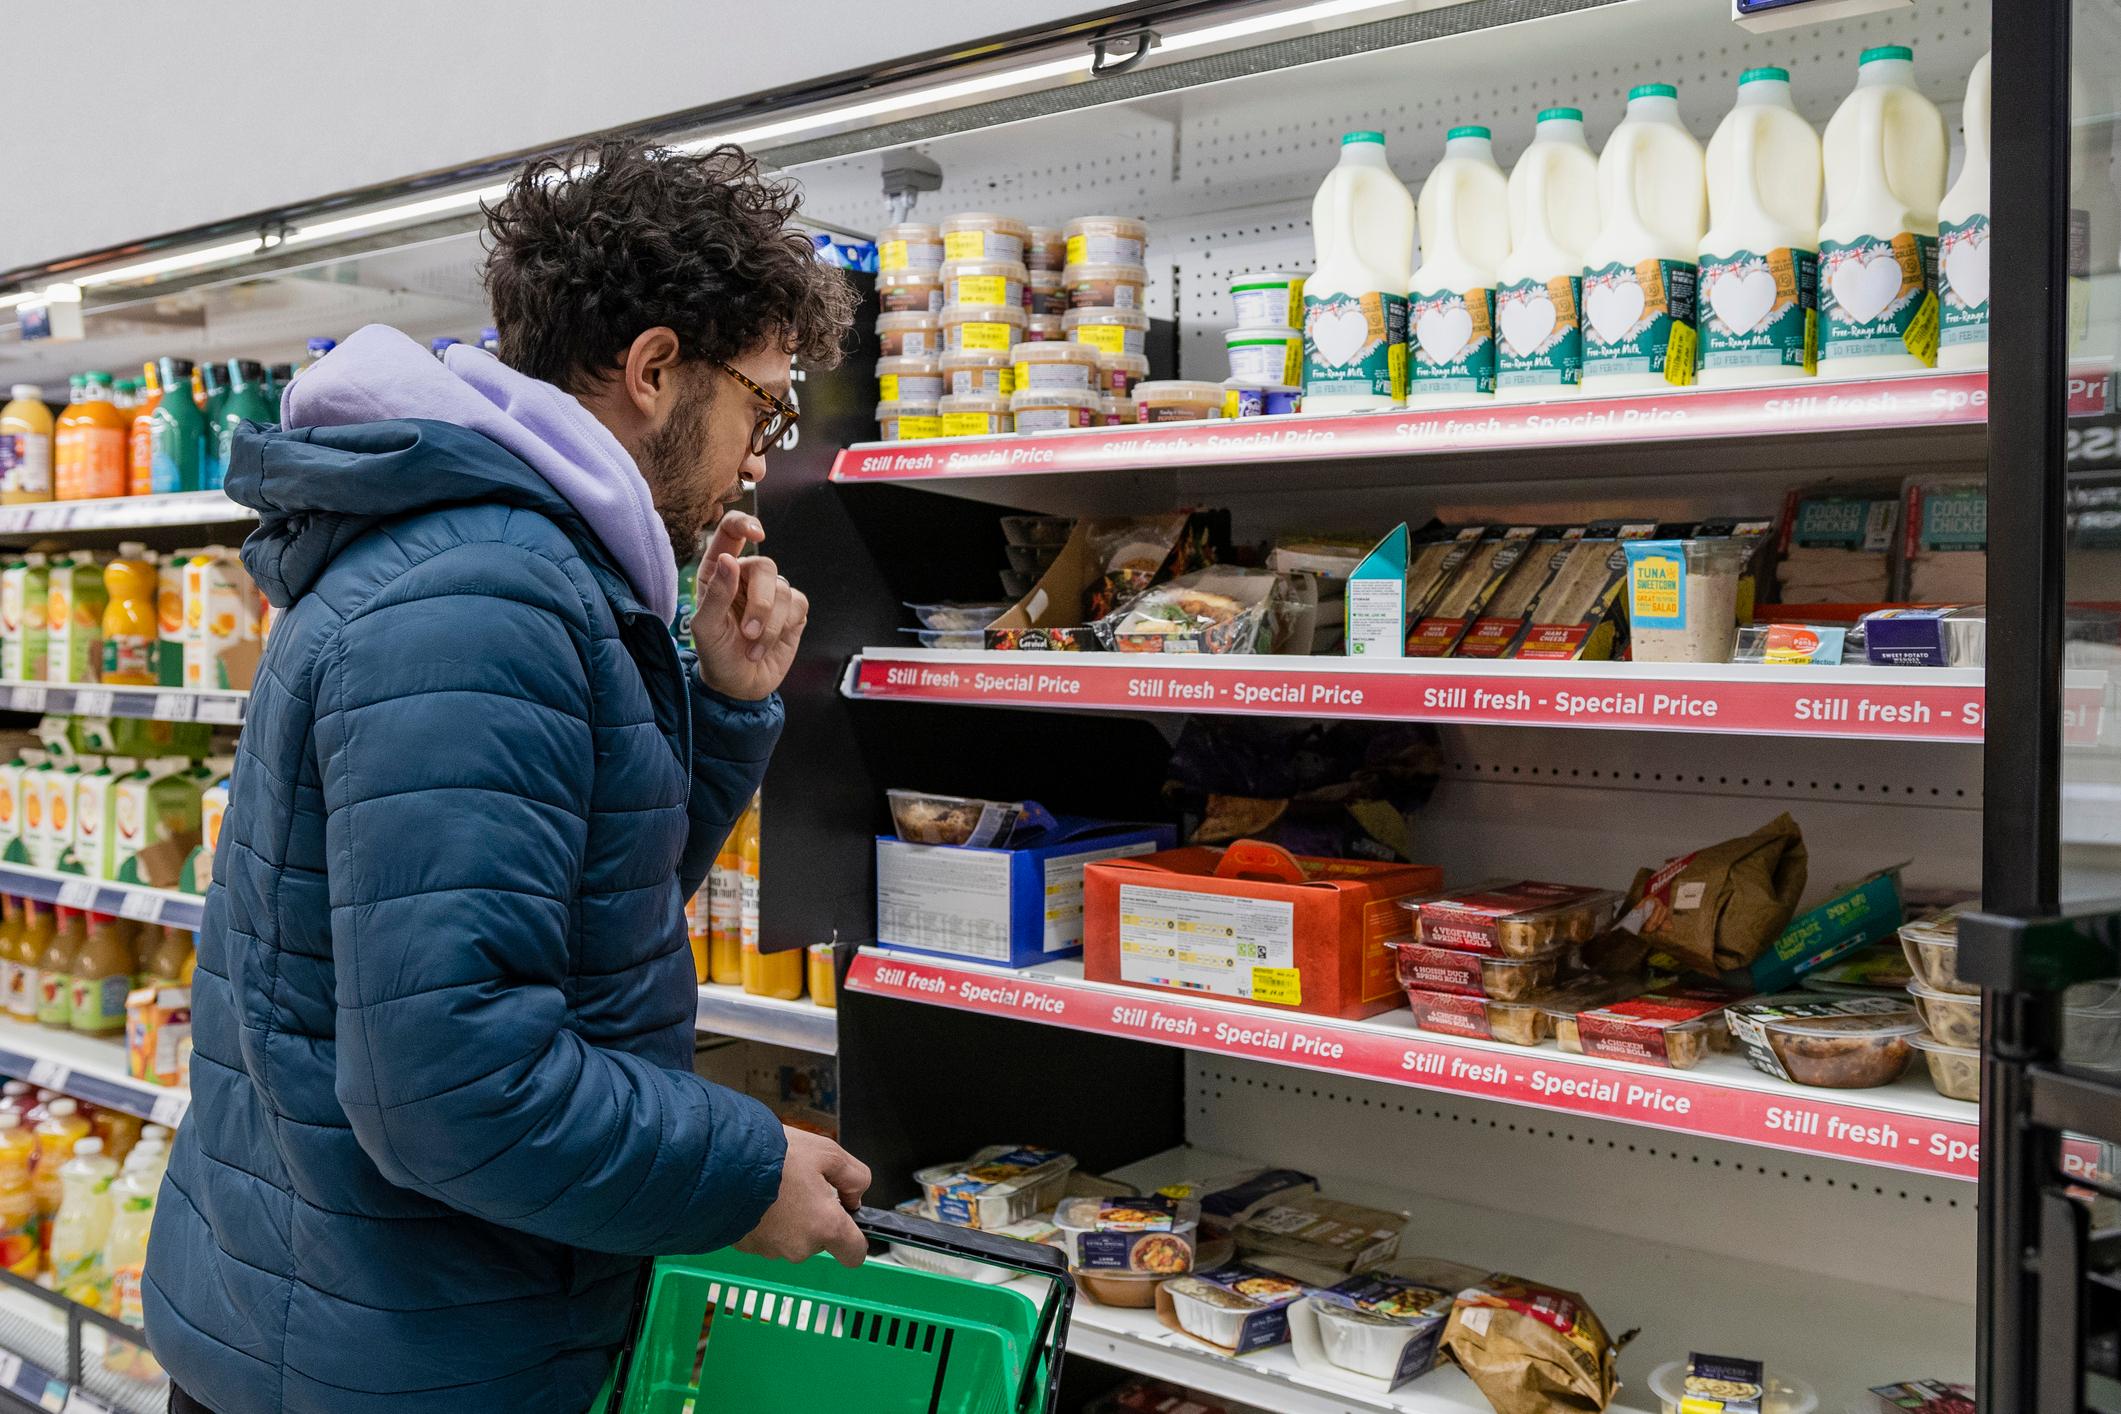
[1581,260,1699,385]
[1699,248,1818,372]
[1818,233,1939,365]
[1302,291,1409,402]
[1409,287,1497,396]
[1938,216,1990,346]
[1495,277,1584,390]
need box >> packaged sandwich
[1616,814,1809,975]
[1408,527,1486,621]
[1512,521,1660,660]
[1456,529,1581,657]
[1775,491,1898,604]
[1441,1275,1621,1414]
[1097,568,1280,653]
[1899,476,1985,603]
[1409,526,1543,656]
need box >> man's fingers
[825,1148,872,1208]
[739,560,781,645]
[821,1207,868,1269]
[704,511,765,565]
[695,553,741,627]
[750,581,806,663]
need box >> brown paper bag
[1442,1275,1618,1414]
[1618,813,1808,974]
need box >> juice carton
[47,553,107,685]
[0,748,34,863]
[113,758,201,889]
[73,757,133,881]
[11,750,45,868]
[180,758,232,893]
[0,554,48,682]
[39,760,79,872]
[156,549,191,688]
[183,549,259,691]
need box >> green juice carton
[113,757,203,889]
[72,756,133,881]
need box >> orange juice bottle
[31,1096,90,1258]
[52,377,84,501]
[101,547,157,686]
[0,385,53,504]
[10,903,49,1022]
[684,887,710,984]
[807,943,836,1009]
[707,824,743,986]
[0,1112,37,1276]
[69,374,127,501]
[127,363,161,497]
[737,795,801,999]
[37,907,83,1028]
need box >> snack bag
[1441,1275,1619,1414]
[1616,813,1808,974]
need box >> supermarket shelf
[829,372,2001,488]
[0,492,252,536]
[0,864,201,932]
[695,984,837,1055]
[0,683,245,724]
[957,1144,1965,1410]
[845,649,2007,745]
[0,1277,161,1414]
[0,1022,186,1126]
[847,950,1985,1181]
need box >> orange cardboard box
[1083,840,1443,1020]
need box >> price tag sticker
[198,696,244,724]
[27,1059,68,1092]
[150,693,193,722]
[10,686,45,712]
[56,879,97,910]
[149,1091,189,1127]
[118,891,162,924]
[71,690,112,718]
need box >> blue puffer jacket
[143,417,788,1413]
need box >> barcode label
[151,694,192,721]
[27,1059,67,1091]
[198,697,243,723]
[118,892,162,923]
[56,879,97,909]
[10,687,45,712]
[71,691,112,718]
[150,1092,188,1127]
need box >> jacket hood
[245,324,678,620]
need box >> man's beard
[636,378,728,567]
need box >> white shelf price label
[71,690,112,718]
[9,687,45,712]
[55,879,97,910]
[198,696,243,723]
[27,1059,68,1092]
[118,891,162,924]
[149,1091,189,1127]
[150,693,193,721]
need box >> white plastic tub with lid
[1225,328,1302,386]
[1064,306,1149,356]
[941,212,1030,264]
[1010,387,1100,432]
[877,222,943,272]
[1648,1362,1817,1414]
[940,258,1028,312]
[1230,272,1305,329]
[1010,340,1100,392]
[940,303,1029,353]
[1063,214,1149,267]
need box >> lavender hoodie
[280,324,678,622]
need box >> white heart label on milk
[1708,266,1778,335]
[1498,294,1558,358]
[1415,304,1474,364]
[1943,230,1989,309]
[1310,304,1374,367]
[1583,275,1646,345]
[1829,249,1906,325]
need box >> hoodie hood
[266,324,678,620]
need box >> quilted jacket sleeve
[674,647,782,900]
[317,544,786,1256]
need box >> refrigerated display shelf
[846,650,2013,745]
[0,1280,160,1414]
[694,983,837,1054]
[830,371,2010,486]
[0,865,202,932]
[0,493,253,536]
[0,1022,186,1126]
[0,684,245,724]
[848,950,1984,1181]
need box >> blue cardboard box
[876,817,1176,968]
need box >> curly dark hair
[482,137,855,392]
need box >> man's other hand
[693,511,808,701]
[735,1127,871,1268]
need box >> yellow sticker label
[1387,342,1409,401]
[1664,321,1698,387]
[941,412,999,437]
[955,275,1010,306]
[1903,289,1941,367]
[1250,966,1302,1007]
[879,239,909,273]
[1802,308,1818,376]
[1281,340,1302,388]
[1066,234,1088,265]
[1075,324,1128,355]
[944,230,987,260]
[1223,390,1242,419]
[894,415,943,440]
[878,374,900,401]
[958,323,1013,351]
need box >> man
[143,138,871,1414]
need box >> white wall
[2,0,1102,273]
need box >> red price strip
[847,952,1983,1181]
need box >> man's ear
[621,327,685,421]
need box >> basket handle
[856,1207,1075,1414]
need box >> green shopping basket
[592,1205,1074,1414]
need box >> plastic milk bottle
[1408,125,1511,405]
[1581,83,1707,391]
[1496,108,1601,400]
[1698,67,1824,384]
[1817,45,1948,373]
[1303,131,1416,411]
[1937,52,1991,369]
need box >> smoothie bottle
[1937,52,1991,369]
[708,826,743,985]
[1409,125,1511,406]
[1581,83,1707,391]
[736,795,800,999]
[104,1146,160,1337]
[52,377,84,501]
[127,363,161,497]
[147,358,207,495]
[1303,132,1416,411]
[214,359,275,481]
[198,363,230,488]
[1817,46,1949,374]
[143,924,193,986]
[101,547,158,685]
[69,375,128,501]
[30,1096,88,1255]
[0,386,53,504]
[48,1135,116,1309]
[1497,108,1601,401]
[0,898,16,1017]
[68,914,137,1036]
[10,902,48,1021]
[1698,67,1824,385]
[0,1113,35,1276]
[36,909,82,1027]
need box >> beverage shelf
[847,950,1989,1181]
[694,983,837,1055]
[0,493,253,536]
[0,865,201,933]
[0,683,245,724]
[0,1022,187,1127]
[0,1276,161,1414]
[846,649,2012,744]
[830,371,2009,489]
